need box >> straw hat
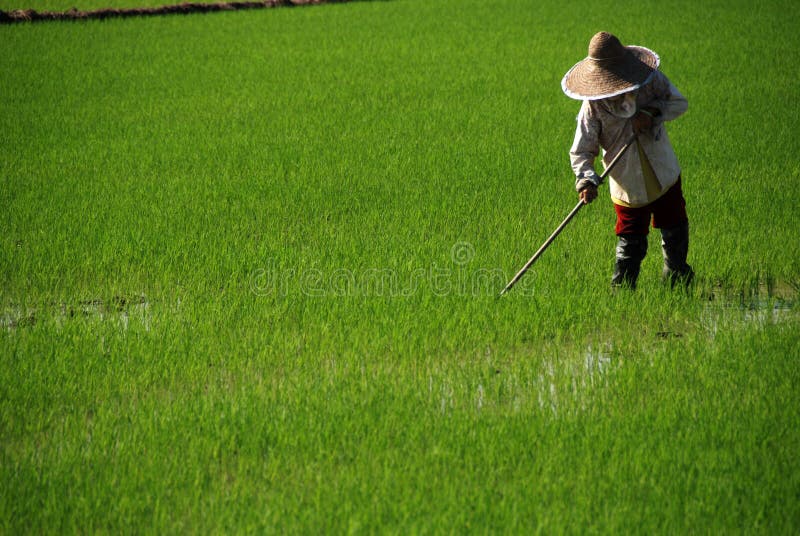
[561,32,660,100]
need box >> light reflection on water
[2,296,151,332]
[702,294,794,338]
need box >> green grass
[2,0,799,532]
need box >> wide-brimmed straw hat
[561,32,660,100]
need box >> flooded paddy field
[2,0,799,532]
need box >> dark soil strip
[0,0,353,24]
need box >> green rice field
[2,0,799,532]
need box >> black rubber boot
[611,234,648,289]
[661,221,694,288]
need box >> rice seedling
[1,0,798,531]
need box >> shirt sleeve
[647,71,688,123]
[569,100,601,180]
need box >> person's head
[601,89,639,118]
[561,32,659,101]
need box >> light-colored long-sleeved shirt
[569,70,688,207]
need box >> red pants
[614,178,688,236]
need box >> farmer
[561,31,693,289]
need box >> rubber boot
[611,234,648,289]
[661,221,694,288]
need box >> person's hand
[631,110,653,134]
[632,107,661,135]
[579,184,598,204]
[576,177,599,204]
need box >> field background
[2,0,799,532]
